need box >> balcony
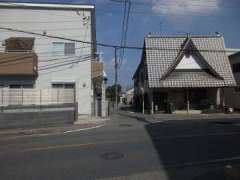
[0,52,38,76]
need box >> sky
[3,0,240,90]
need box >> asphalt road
[1,109,240,180]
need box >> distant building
[133,35,236,113]
[0,2,107,117]
[119,88,134,105]
[224,51,240,109]
[126,88,134,105]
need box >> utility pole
[114,47,118,109]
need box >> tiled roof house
[133,35,236,113]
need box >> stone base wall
[0,104,75,129]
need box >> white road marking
[63,124,105,133]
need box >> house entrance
[153,92,168,111]
[186,89,208,109]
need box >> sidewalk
[152,113,240,121]
[0,116,109,139]
[118,109,240,124]
[75,115,110,125]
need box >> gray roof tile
[144,36,236,88]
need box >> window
[9,84,33,88]
[52,84,64,88]
[52,42,64,56]
[52,83,75,89]
[232,63,240,73]
[5,37,34,52]
[9,84,21,89]
[64,43,75,55]
[22,84,34,88]
[64,84,75,89]
[52,42,75,56]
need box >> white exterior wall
[176,55,207,69]
[0,5,95,115]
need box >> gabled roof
[160,37,223,80]
[142,35,236,88]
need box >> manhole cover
[100,152,124,160]
[119,124,132,127]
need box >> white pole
[142,88,144,114]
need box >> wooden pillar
[186,89,190,114]
[221,88,225,108]
[148,89,154,114]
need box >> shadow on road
[144,120,240,180]
[118,105,134,112]
[117,111,152,124]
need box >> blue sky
[4,0,240,89]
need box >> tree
[106,84,122,102]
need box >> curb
[0,122,107,140]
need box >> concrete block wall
[0,104,75,129]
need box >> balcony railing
[0,52,38,76]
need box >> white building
[0,2,107,117]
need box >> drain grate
[119,124,132,127]
[100,152,124,160]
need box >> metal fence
[0,88,74,106]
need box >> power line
[119,0,127,65]
[0,26,238,53]
[40,54,91,62]
[40,64,105,76]
[39,55,91,68]
[110,0,131,69]
[39,57,91,71]
[0,55,92,71]
[119,0,131,69]
[0,46,92,62]
[0,26,113,48]
[0,52,91,66]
